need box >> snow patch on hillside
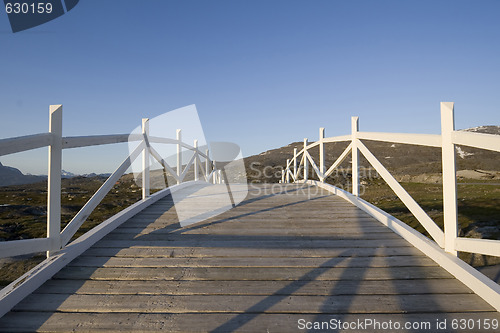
[455,146,474,159]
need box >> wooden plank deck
[1,183,499,332]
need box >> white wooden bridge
[0,103,499,332]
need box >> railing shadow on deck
[280,102,500,312]
[0,104,221,318]
[6,184,464,332]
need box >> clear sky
[1,0,499,175]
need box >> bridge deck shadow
[0,183,499,332]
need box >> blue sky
[1,0,499,174]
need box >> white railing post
[286,159,290,183]
[194,140,199,181]
[319,127,325,182]
[205,149,210,181]
[441,102,458,255]
[303,138,308,181]
[176,129,182,184]
[142,118,150,199]
[351,116,359,196]
[293,148,297,181]
[47,105,62,257]
[213,161,217,184]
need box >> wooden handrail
[282,102,499,259]
[0,104,218,259]
[59,140,146,247]
[0,133,53,156]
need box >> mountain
[62,170,112,179]
[243,126,500,183]
[464,125,500,135]
[82,172,112,178]
[0,162,46,187]
[0,164,112,186]
[62,170,78,178]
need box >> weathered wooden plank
[53,267,184,280]
[93,238,412,248]
[136,207,370,214]
[126,215,379,222]
[83,246,425,258]
[1,183,497,332]
[101,232,403,241]
[3,312,500,333]
[68,255,437,268]
[128,215,375,223]
[34,278,472,296]
[13,293,492,313]
[123,218,381,226]
[145,202,361,210]
[53,266,452,281]
[114,226,396,234]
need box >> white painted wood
[441,102,458,255]
[357,132,442,147]
[357,140,445,247]
[176,129,181,184]
[307,180,500,312]
[455,238,500,257]
[0,133,53,157]
[351,117,359,196]
[205,149,210,181]
[142,119,150,199]
[60,141,146,246]
[285,158,291,170]
[452,130,500,153]
[47,105,62,257]
[293,148,297,181]
[148,136,210,160]
[0,181,205,319]
[300,136,349,151]
[0,238,52,259]
[62,134,132,149]
[303,138,308,181]
[322,134,352,144]
[207,169,215,184]
[295,147,305,158]
[324,142,353,179]
[194,140,199,181]
[179,152,196,182]
[305,151,321,180]
[319,127,325,182]
[295,156,304,181]
[303,141,320,150]
[148,145,179,182]
[196,158,205,179]
[145,136,177,145]
[285,159,290,183]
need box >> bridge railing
[0,104,218,258]
[282,102,500,257]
